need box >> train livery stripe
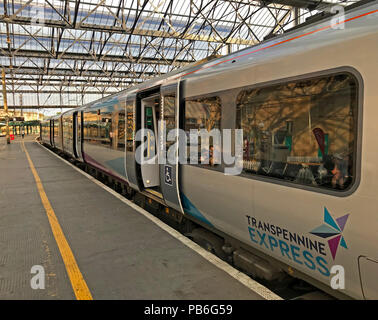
[175,8,378,79]
[21,141,93,300]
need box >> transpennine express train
[40,0,378,300]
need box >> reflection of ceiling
[0,0,359,115]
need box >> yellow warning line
[21,141,93,300]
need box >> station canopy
[0,0,360,116]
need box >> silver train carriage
[40,1,378,300]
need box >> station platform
[0,136,277,300]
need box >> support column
[1,68,10,144]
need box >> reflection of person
[317,164,328,184]
[206,104,220,131]
[209,145,220,166]
[200,144,221,166]
[109,130,113,147]
[331,154,348,188]
[243,138,249,160]
[295,164,316,186]
[209,146,214,166]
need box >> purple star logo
[310,207,349,260]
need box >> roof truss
[0,0,359,112]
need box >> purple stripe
[82,151,128,184]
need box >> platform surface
[0,136,266,300]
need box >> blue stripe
[180,193,213,227]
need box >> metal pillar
[294,7,300,27]
[2,68,10,144]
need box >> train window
[185,96,221,167]
[83,110,107,146]
[62,116,73,146]
[84,109,123,150]
[54,119,59,139]
[117,111,125,151]
[236,73,358,191]
[83,111,98,144]
[163,94,176,152]
[100,111,112,147]
[126,100,134,152]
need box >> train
[40,0,378,300]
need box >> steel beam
[4,89,120,94]
[0,15,257,46]
[4,105,79,109]
[1,66,159,78]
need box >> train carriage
[51,115,63,150]
[40,119,51,146]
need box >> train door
[73,111,82,159]
[125,84,183,210]
[125,93,141,191]
[160,81,184,213]
[359,257,378,299]
[78,111,83,160]
[72,112,77,158]
[53,118,60,149]
[52,119,56,147]
[49,120,53,146]
[140,94,160,189]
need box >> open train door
[73,110,82,160]
[159,81,184,213]
[125,92,141,191]
[140,89,160,189]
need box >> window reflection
[126,101,134,152]
[236,73,358,191]
[164,95,176,151]
[185,96,221,166]
[83,104,126,151]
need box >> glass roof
[0,0,360,116]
